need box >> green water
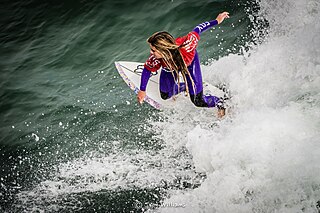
[0,0,257,211]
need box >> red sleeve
[175,32,200,66]
[182,32,200,53]
[144,54,162,72]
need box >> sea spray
[158,0,320,212]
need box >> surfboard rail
[115,61,162,109]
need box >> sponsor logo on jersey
[183,33,199,53]
[195,21,210,32]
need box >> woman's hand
[137,90,146,104]
[216,12,230,24]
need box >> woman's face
[149,44,163,59]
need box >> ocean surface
[1,0,320,212]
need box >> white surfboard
[115,61,225,110]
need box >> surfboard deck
[115,61,225,110]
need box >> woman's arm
[193,20,218,35]
[137,67,151,104]
[216,12,230,24]
[137,53,162,104]
[193,12,229,35]
[139,67,151,92]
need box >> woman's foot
[217,97,226,118]
[217,108,226,118]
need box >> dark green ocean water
[1,0,265,212]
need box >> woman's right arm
[137,67,151,104]
[137,53,162,104]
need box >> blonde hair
[147,31,195,95]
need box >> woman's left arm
[193,12,229,35]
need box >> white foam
[156,0,320,212]
[15,142,202,210]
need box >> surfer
[137,12,230,118]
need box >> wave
[6,0,320,211]
[156,0,320,212]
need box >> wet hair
[147,31,195,95]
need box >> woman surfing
[137,12,230,118]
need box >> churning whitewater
[157,0,320,212]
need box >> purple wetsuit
[140,19,222,108]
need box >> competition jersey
[139,19,218,91]
[144,31,200,72]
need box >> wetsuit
[140,19,222,108]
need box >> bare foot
[217,108,226,118]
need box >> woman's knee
[160,91,170,100]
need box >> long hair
[147,31,195,95]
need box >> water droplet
[31,133,39,142]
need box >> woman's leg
[186,51,221,108]
[159,70,186,100]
